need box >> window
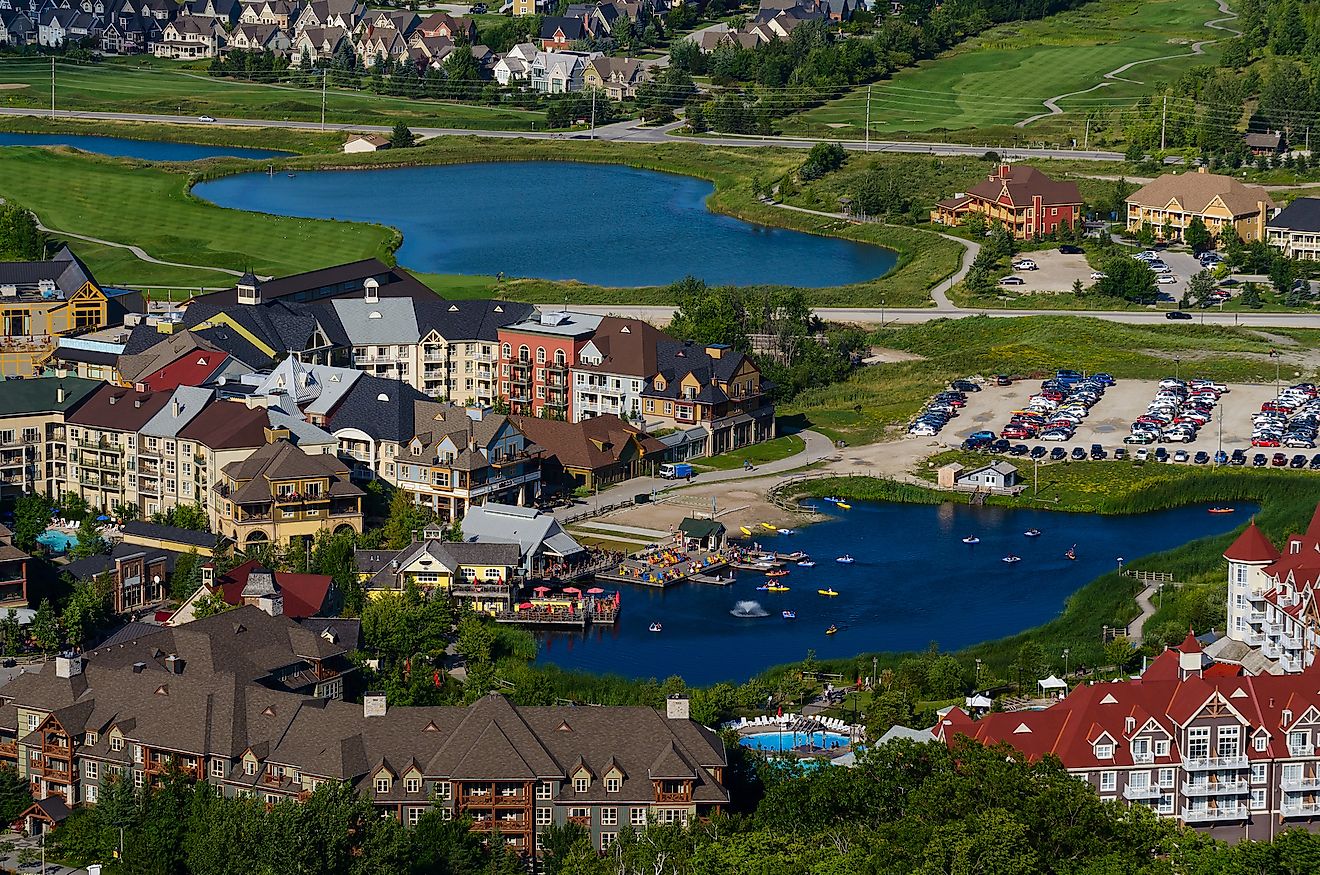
[85,784,98,803]
[1187,727,1210,759]
[1251,788,1267,810]
[406,777,421,794]
[265,794,279,804]
[1218,725,1240,758]
[536,807,552,825]
[211,759,226,779]
[110,736,123,752]
[537,347,546,363]
[375,777,391,794]
[85,761,98,780]
[574,776,589,793]
[1128,770,1149,789]
[244,759,257,776]
[600,832,617,851]
[536,781,552,800]
[437,781,452,799]
[1290,730,1309,754]
[86,731,97,745]
[133,744,144,764]
[407,807,424,826]
[1099,771,1116,792]
[133,770,144,789]
[1154,739,1170,757]
[1157,794,1174,814]
[630,807,647,827]
[601,807,617,826]
[1251,763,1267,784]
[1256,735,1268,752]
[1094,743,1114,760]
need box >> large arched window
[518,345,530,362]
[537,347,547,363]
[554,349,566,365]
[501,343,511,359]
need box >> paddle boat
[837,502,852,510]
[798,559,817,568]
[1208,507,1236,514]
[766,569,790,578]
[962,535,980,544]
[825,625,838,635]
[1001,555,1022,564]
[649,623,662,633]
[782,610,796,619]
[818,588,839,597]
[836,555,855,564]
[778,528,795,535]
[823,496,843,504]
[756,583,773,591]
[761,522,776,531]
[767,584,790,592]
[740,525,753,536]
[1024,529,1042,537]
[1064,545,1077,561]
[775,551,807,562]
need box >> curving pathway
[35,220,246,278]
[1017,0,1241,127]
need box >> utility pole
[1083,116,1089,150]
[590,89,596,140]
[321,71,327,131]
[865,85,871,153]
[50,56,55,120]
[1160,95,1167,152]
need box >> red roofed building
[169,558,336,625]
[136,348,230,392]
[931,164,1082,240]
[1223,508,1320,674]
[938,635,1320,839]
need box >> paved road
[0,106,1124,160]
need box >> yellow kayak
[818,588,839,597]
[837,502,851,510]
[767,584,790,592]
[826,625,838,635]
[740,526,752,536]
[761,522,776,530]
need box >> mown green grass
[783,0,1224,139]
[1,138,962,306]
[694,434,805,471]
[0,115,343,154]
[0,56,543,129]
[784,316,1320,444]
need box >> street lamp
[1062,648,1071,677]
[1271,349,1282,396]
[881,296,887,328]
[974,658,982,687]
[1173,357,1180,382]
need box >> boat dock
[494,601,619,628]
[596,545,735,589]
[690,572,736,586]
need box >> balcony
[1247,630,1265,646]
[567,815,590,827]
[1281,655,1305,673]
[1290,744,1316,758]
[1285,636,1305,652]
[1122,784,1162,801]
[1181,780,1248,796]
[1283,800,1320,818]
[1282,776,1320,791]
[1181,805,1247,823]
[654,791,692,804]
[1263,640,1282,659]
[1132,752,1155,765]
[1182,755,1249,771]
[1249,610,1267,623]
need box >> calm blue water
[534,501,1251,684]
[740,731,850,752]
[37,529,76,553]
[0,132,290,161]
[194,162,898,287]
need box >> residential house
[0,377,98,501]
[239,0,299,28]
[509,414,664,494]
[539,16,584,50]
[1244,130,1284,156]
[184,0,241,26]
[1125,169,1277,243]
[642,341,774,456]
[570,316,664,424]
[0,9,35,45]
[415,10,473,41]
[498,310,603,417]
[956,461,1019,491]
[460,502,585,577]
[292,0,362,34]
[154,15,226,58]
[0,245,113,378]
[63,540,178,616]
[37,7,99,46]
[289,23,347,61]
[494,42,537,86]
[170,559,337,624]
[512,0,549,15]
[931,164,1083,240]
[343,133,390,153]
[226,22,291,52]
[214,438,363,550]
[99,13,163,53]
[355,531,521,614]
[0,525,29,608]
[583,56,644,100]
[1267,197,1320,261]
[530,49,596,93]
[939,631,1320,839]
[355,9,418,66]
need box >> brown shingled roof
[964,164,1082,209]
[1126,171,1277,216]
[509,414,664,473]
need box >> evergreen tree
[70,514,108,560]
[29,599,60,653]
[389,119,416,149]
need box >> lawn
[0,56,543,130]
[0,114,344,154]
[0,137,963,306]
[781,0,1224,140]
[694,434,805,471]
[784,316,1320,444]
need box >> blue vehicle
[1214,450,1229,465]
[1092,372,1116,386]
[660,463,693,480]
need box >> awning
[1038,675,1068,691]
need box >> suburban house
[214,438,363,550]
[494,42,538,85]
[539,15,584,49]
[583,56,645,100]
[0,246,115,378]
[1244,130,1284,156]
[931,164,1083,240]
[0,524,29,608]
[355,531,521,613]
[415,10,474,41]
[642,341,774,457]
[498,310,603,418]
[153,15,226,58]
[530,49,597,93]
[240,0,301,29]
[0,615,727,856]
[510,413,664,495]
[169,559,338,624]
[940,631,1320,840]
[1267,197,1320,261]
[37,7,100,46]
[225,21,291,52]
[343,133,390,153]
[0,10,35,46]
[1125,169,1277,242]
[460,502,586,577]
[0,377,98,502]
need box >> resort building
[0,376,99,502]
[460,502,585,577]
[169,559,338,624]
[939,632,1320,840]
[1125,169,1277,242]
[355,531,521,614]
[0,524,29,608]
[214,438,363,550]
[498,310,603,419]
[0,607,728,856]
[643,341,774,457]
[571,316,665,424]
[63,539,177,617]
[510,413,665,496]
[1267,197,1320,261]
[63,384,175,512]
[930,164,1082,240]
[0,246,118,378]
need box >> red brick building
[497,311,602,419]
[932,164,1083,240]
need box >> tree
[1184,216,1211,253]
[192,591,235,620]
[61,573,112,649]
[1185,269,1216,308]
[1104,636,1135,677]
[11,493,48,553]
[0,610,21,657]
[70,515,108,560]
[665,277,749,349]
[390,120,416,149]
[60,491,89,522]
[153,504,209,531]
[1219,224,1244,266]
[0,203,48,261]
[382,486,432,550]
[30,598,60,653]
[170,550,204,601]
[0,766,32,825]
[1094,256,1158,303]
[1241,281,1264,308]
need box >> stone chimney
[55,652,84,678]
[665,694,690,720]
[364,691,387,718]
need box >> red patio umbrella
[586,587,605,594]
[533,586,551,594]
[518,602,533,609]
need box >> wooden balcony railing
[567,815,590,827]
[654,791,691,804]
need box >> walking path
[1129,582,1160,644]
[573,522,670,540]
[34,220,245,277]
[1017,0,1241,126]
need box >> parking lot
[1002,248,1201,301]
[926,377,1283,457]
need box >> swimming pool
[37,530,76,553]
[738,731,851,752]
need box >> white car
[1135,448,1150,461]
[1013,260,1038,271]
[1156,275,1180,285]
[1089,271,1107,280]
[909,423,938,437]
[1172,450,1190,463]
[1040,429,1073,441]
[198,115,217,122]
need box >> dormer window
[1094,743,1114,759]
[606,776,620,793]
[406,777,421,794]
[574,776,589,793]
[376,776,391,793]
[110,736,123,752]
[244,759,256,775]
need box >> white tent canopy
[1038,675,1068,691]
[964,694,993,709]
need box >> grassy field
[0,136,962,304]
[784,316,1320,444]
[0,114,344,153]
[0,56,543,130]
[694,434,805,471]
[781,0,1225,141]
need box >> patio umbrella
[563,587,582,595]
[518,602,533,609]
[586,587,604,594]
[533,586,551,594]
[96,515,110,521]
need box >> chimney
[55,652,84,678]
[172,399,182,417]
[1124,716,1135,735]
[364,277,380,303]
[998,163,1011,178]
[134,398,142,408]
[1197,165,1208,175]
[56,384,65,404]
[109,395,117,406]
[665,694,690,720]
[364,691,387,718]
[165,653,184,674]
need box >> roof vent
[369,311,382,319]
[155,684,168,695]
[132,661,147,673]
[377,393,389,402]
[262,706,276,717]
[448,304,459,311]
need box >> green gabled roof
[0,376,99,417]
[678,518,723,539]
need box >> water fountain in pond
[730,600,769,618]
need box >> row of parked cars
[1132,250,1181,286]
[909,379,984,437]
[1250,383,1320,448]
[979,370,1115,445]
[1123,378,1226,445]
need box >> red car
[1262,402,1295,414]
[1272,453,1289,466]
[1001,424,1036,439]
[1253,437,1282,447]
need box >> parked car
[1090,444,1106,460]
[996,375,1013,386]
[1000,276,1025,285]
[1291,454,1308,469]
[1009,444,1029,456]
[1253,453,1268,467]
[952,380,981,392]
[1213,450,1228,465]
[1114,448,1129,460]
[1135,448,1150,461]
[1194,451,1210,465]
[1272,453,1289,467]
[1049,447,1067,461]
[1166,310,1192,320]
[1173,450,1190,463]
[1310,453,1320,469]
[1013,259,1038,271]
[1230,449,1247,466]
[1157,275,1181,285]
[1030,446,1047,459]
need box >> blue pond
[0,132,291,162]
[534,500,1251,685]
[36,529,76,553]
[194,162,898,287]
[740,731,850,752]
